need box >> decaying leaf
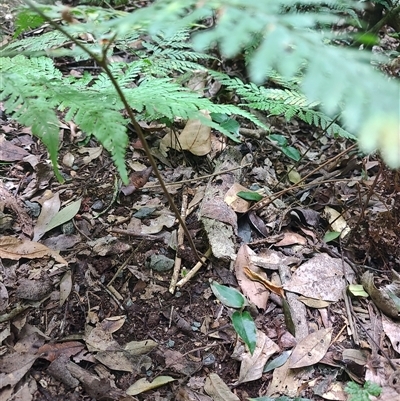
[288,328,333,368]
[0,236,68,265]
[234,244,270,309]
[323,206,350,238]
[362,271,400,320]
[204,373,241,401]
[126,376,176,396]
[244,266,285,298]
[284,253,354,302]
[232,330,280,384]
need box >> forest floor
[1,2,400,401]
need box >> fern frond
[209,71,354,139]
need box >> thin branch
[23,0,201,261]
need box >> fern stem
[23,0,201,262]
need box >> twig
[143,164,251,189]
[23,0,201,262]
[107,246,138,287]
[110,228,165,241]
[351,310,397,371]
[248,143,357,212]
[169,188,188,294]
[176,248,212,288]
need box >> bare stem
[23,1,201,260]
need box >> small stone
[146,254,174,272]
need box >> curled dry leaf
[362,271,400,320]
[234,244,269,309]
[244,266,285,298]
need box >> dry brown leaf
[204,373,241,401]
[224,183,252,213]
[178,111,212,156]
[0,236,68,265]
[235,244,269,309]
[59,270,72,307]
[288,327,333,368]
[126,376,176,396]
[37,341,84,362]
[274,231,307,246]
[232,330,280,384]
[244,266,285,298]
[0,134,30,161]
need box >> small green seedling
[210,281,257,354]
[345,381,382,401]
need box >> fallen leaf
[77,146,103,164]
[0,236,68,265]
[178,111,212,156]
[95,351,151,373]
[224,183,252,213]
[234,244,269,309]
[0,134,30,161]
[38,342,84,362]
[232,330,280,384]
[284,253,354,302]
[124,339,158,355]
[244,266,285,298]
[126,376,176,396]
[204,373,240,401]
[44,198,82,234]
[59,270,72,307]
[382,314,400,353]
[362,271,400,320]
[288,328,333,368]
[33,192,61,241]
[323,206,350,238]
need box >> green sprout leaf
[210,281,247,309]
[324,231,340,242]
[211,113,240,136]
[348,284,369,298]
[345,381,382,401]
[231,310,257,354]
[237,191,263,202]
[269,134,287,146]
[281,146,301,161]
[45,199,82,233]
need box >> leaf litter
[1,13,400,401]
